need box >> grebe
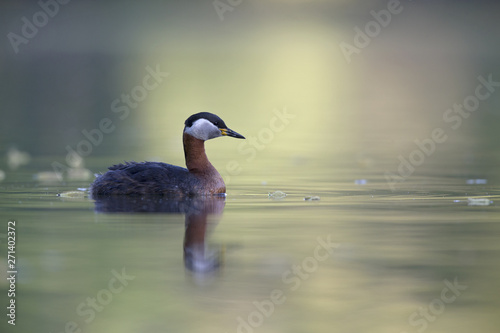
[90,112,245,197]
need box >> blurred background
[1,0,499,180]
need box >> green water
[1,151,499,333]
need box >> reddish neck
[183,133,213,173]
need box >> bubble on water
[268,191,287,199]
[467,198,492,206]
[466,179,487,185]
[57,191,86,198]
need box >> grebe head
[184,112,245,141]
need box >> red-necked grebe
[90,112,245,197]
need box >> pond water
[1,148,499,333]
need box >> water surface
[1,152,499,333]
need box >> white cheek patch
[185,119,221,141]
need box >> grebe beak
[220,128,245,139]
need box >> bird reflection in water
[93,195,226,279]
